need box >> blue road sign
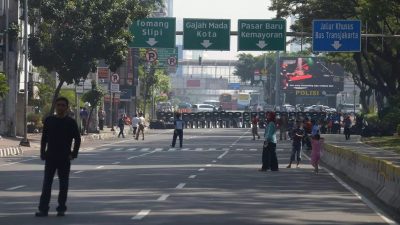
[312,20,361,52]
[228,83,240,90]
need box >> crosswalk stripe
[113,148,123,151]
[195,148,203,151]
[127,148,137,151]
[140,148,150,152]
[154,148,163,151]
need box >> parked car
[191,104,216,112]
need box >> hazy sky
[173,0,277,59]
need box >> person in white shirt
[171,112,184,148]
[135,113,145,140]
[131,114,140,136]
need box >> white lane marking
[157,194,170,201]
[127,148,137,151]
[212,160,217,163]
[209,148,216,151]
[189,175,196,179]
[96,166,104,169]
[73,171,84,174]
[217,150,229,159]
[249,149,258,151]
[175,183,186,189]
[236,148,244,151]
[0,158,36,167]
[127,150,159,160]
[154,148,163,151]
[140,148,150,152]
[198,168,205,172]
[131,210,151,220]
[222,148,230,151]
[231,129,251,146]
[206,164,212,167]
[302,154,398,225]
[181,148,190,151]
[195,148,203,151]
[168,148,176,151]
[113,148,123,151]
[111,162,120,165]
[6,185,26,191]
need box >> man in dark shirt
[287,121,304,168]
[36,97,81,217]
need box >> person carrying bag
[259,112,279,172]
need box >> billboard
[280,57,344,92]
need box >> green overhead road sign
[238,19,286,51]
[129,17,176,48]
[183,19,230,50]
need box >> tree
[81,81,105,132]
[31,67,56,116]
[270,0,400,114]
[28,0,162,114]
[0,73,10,99]
[234,53,256,84]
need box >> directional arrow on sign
[200,40,213,49]
[331,41,342,50]
[256,40,267,49]
[146,38,158,46]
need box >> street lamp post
[20,0,30,147]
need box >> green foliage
[0,73,10,98]
[397,124,400,136]
[270,0,400,103]
[59,89,78,107]
[28,0,161,113]
[81,81,105,109]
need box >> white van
[192,104,216,112]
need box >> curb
[0,146,23,157]
[322,143,400,214]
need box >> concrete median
[322,143,400,213]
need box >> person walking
[98,107,106,131]
[251,115,260,140]
[279,114,288,141]
[131,114,140,136]
[311,134,324,173]
[343,115,352,140]
[259,112,279,172]
[79,107,88,134]
[135,113,145,140]
[36,97,81,217]
[286,120,304,168]
[117,114,125,138]
[171,112,184,148]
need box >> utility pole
[274,51,280,107]
[20,0,30,146]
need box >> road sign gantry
[129,17,176,49]
[238,19,286,51]
[312,20,361,52]
[183,18,231,50]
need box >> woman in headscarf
[259,112,279,172]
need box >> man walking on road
[131,114,139,136]
[36,97,81,217]
[171,112,184,148]
[135,113,145,140]
[251,115,260,140]
[287,121,304,168]
[259,112,279,172]
[117,114,125,138]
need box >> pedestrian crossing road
[0,129,397,225]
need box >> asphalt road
[0,128,395,225]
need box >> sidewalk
[0,127,119,157]
[323,134,400,166]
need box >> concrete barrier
[322,143,400,213]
